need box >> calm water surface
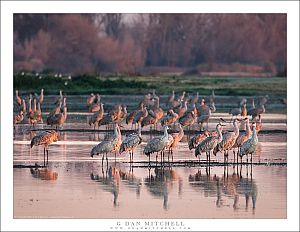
[14,123,286,219]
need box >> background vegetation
[14,14,286,77]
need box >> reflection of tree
[188,165,257,213]
[30,167,58,181]
[90,166,120,207]
[144,167,182,210]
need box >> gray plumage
[91,125,120,158]
[240,123,258,160]
[195,124,223,159]
[144,126,169,156]
[120,128,142,154]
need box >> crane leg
[106,153,108,167]
[43,147,46,167]
[46,149,49,165]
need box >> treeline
[13,13,286,76]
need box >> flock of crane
[13,88,266,167]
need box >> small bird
[30,130,59,166]
[120,127,142,162]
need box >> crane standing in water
[239,122,259,163]
[120,126,142,163]
[30,130,59,166]
[144,126,170,164]
[195,123,225,164]
[90,124,121,167]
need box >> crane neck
[233,120,239,136]
[163,126,168,137]
[216,126,223,143]
[245,120,251,135]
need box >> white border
[1,1,299,231]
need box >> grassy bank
[13,74,286,96]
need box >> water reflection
[119,168,142,198]
[91,166,120,207]
[189,164,257,214]
[144,167,182,210]
[30,167,58,181]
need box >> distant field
[14,74,286,97]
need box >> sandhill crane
[232,117,251,160]
[98,112,114,130]
[117,105,127,124]
[259,95,268,105]
[239,122,258,163]
[179,111,196,130]
[13,111,24,135]
[126,102,144,127]
[197,108,211,131]
[90,124,121,167]
[153,96,164,121]
[28,98,38,127]
[167,124,184,161]
[89,103,104,130]
[191,92,199,105]
[248,104,265,120]
[133,106,148,129]
[141,109,159,130]
[197,98,210,116]
[35,101,43,123]
[21,99,26,114]
[30,130,59,166]
[89,94,101,112]
[15,90,22,106]
[47,106,67,130]
[195,123,225,163]
[167,90,175,105]
[54,90,63,105]
[160,110,179,127]
[241,103,247,117]
[120,126,142,162]
[229,105,242,120]
[175,100,188,118]
[144,125,170,164]
[209,101,216,113]
[213,119,241,163]
[178,91,186,102]
[87,93,96,105]
[188,130,210,150]
[35,88,44,105]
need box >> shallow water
[13,119,286,218]
[14,162,286,218]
